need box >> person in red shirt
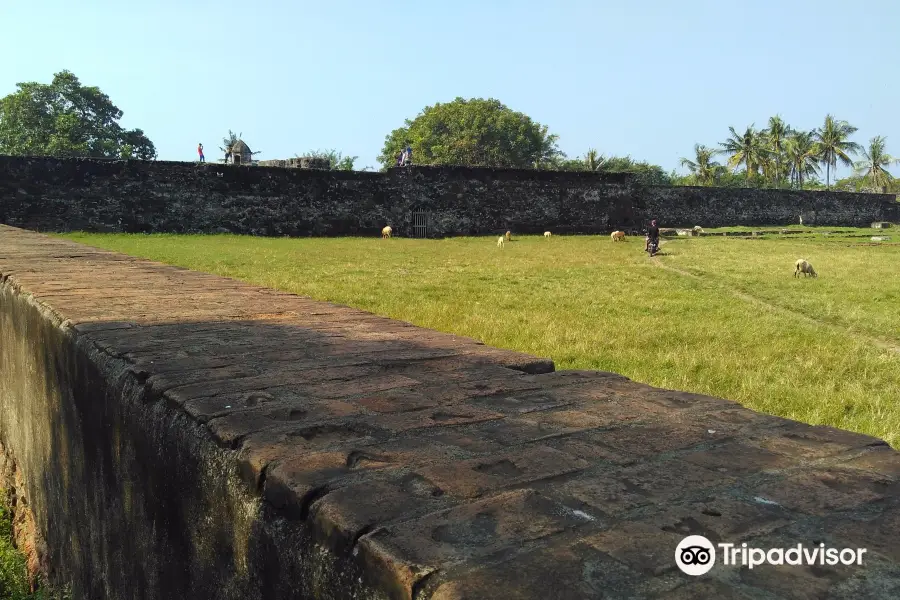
[198,143,205,163]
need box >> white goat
[381,226,392,239]
[497,236,505,248]
[544,231,552,238]
[794,259,817,278]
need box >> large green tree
[853,135,898,192]
[761,115,790,187]
[785,130,821,189]
[0,70,156,159]
[679,144,724,186]
[719,125,768,181]
[813,114,861,188]
[377,97,562,169]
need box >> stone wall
[641,185,899,228]
[3,226,900,599]
[0,156,896,237]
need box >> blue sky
[2,0,897,179]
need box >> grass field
[58,228,900,447]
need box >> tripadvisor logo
[675,535,867,576]
[676,535,716,576]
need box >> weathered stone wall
[0,155,896,236]
[3,226,900,599]
[641,185,899,228]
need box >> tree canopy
[299,148,358,170]
[377,97,562,169]
[0,70,156,160]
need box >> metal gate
[410,210,431,238]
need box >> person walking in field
[198,143,205,163]
[645,219,659,253]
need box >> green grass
[0,502,32,600]
[0,501,68,600]
[57,228,900,447]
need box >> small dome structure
[231,139,252,165]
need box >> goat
[505,231,511,241]
[544,231,552,238]
[381,226,392,239]
[497,236,505,248]
[611,230,625,242]
[794,259,817,278]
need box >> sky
[2,0,898,180]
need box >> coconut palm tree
[679,144,723,186]
[762,115,790,187]
[853,136,899,192]
[719,125,767,182]
[813,115,861,188]
[784,131,820,189]
[220,130,241,163]
[584,148,607,171]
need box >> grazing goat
[611,230,625,242]
[794,259,817,278]
[497,236,505,248]
[381,226,392,239]
[505,231,511,241]
[544,231,552,238]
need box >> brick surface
[2,224,900,600]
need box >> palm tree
[719,125,767,182]
[762,115,790,187]
[220,130,241,163]
[584,148,607,171]
[784,131,820,189]
[679,144,723,186]
[813,115,861,188]
[854,136,899,192]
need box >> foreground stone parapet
[1,225,899,599]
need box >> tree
[297,148,357,170]
[0,70,156,159]
[584,148,607,171]
[220,130,240,162]
[377,97,562,169]
[853,136,898,192]
[719,125,768,181]
[762,115,790,188]
[785,130,820,189]
[552,148,607,172]
[813,114,861,188]
[679,144,724,186]
[600,156,672,185]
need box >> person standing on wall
[198,143,205,163]
[404,144,412,166]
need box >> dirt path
[650,254,900,355]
